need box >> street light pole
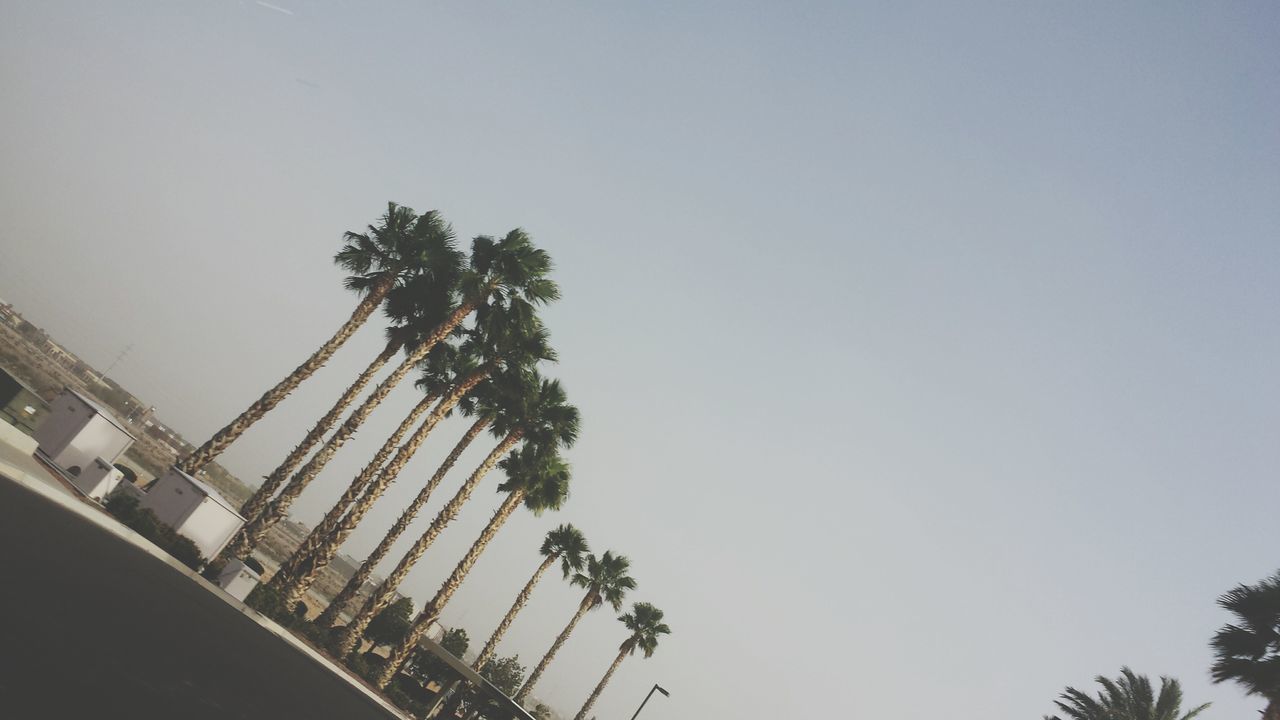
[629,684,670,720]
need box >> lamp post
[629,684,670,720]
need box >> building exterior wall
[216,558,261,602]
[33,392,133,473]
[141,471,203,529]
[176,499,244,561]
[32,395,85,460]
[70,457,122,501]
[54,415,132,472]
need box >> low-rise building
[33,389,134,475]
[141,468,245,561]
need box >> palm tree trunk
[474,554,557,671]
[331,429,524,657]
[220,389,438,562]
[238,343,398,524]
[315,416,491,629]
[273,368,492,605]
[178,273,395,475]
[374,489,527,689]
[219,297,481,557]
[515,594,593,703]
[574,648,629,720]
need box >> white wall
[175,499,243,561]
[56,415,132,472]
[0,420,37,454]
[34,394,133,473]
[70,458,122,501]
[216,558,260,601]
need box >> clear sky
[2,2,1278,718]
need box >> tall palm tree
[1212,571,1280,720]
[223,230,558,555]
[314,376,507,630]
[474,524,589,671]
[332,375,579,657]
[574,603,670,720]
[272,324,555,606]
[178,202,451,475]
[224,340,458,563]
[266,369,484,604]
[236,260,461,525]
[217,343,457,563]
[373,448,573,689]
[515,551,635,704]
[1046,668,1208,720]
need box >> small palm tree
[330,373,579,657]
[574,603,671,720]
[1046,668,1208,720]
[515,551,636,703]
[474,524,589,671]
[1212,571,1280,720]
[222,229,556,557]
[179,202,456,475]
[374,447,573,689]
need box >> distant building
[141,468,245,561]
[0,302,20,327]
[33,389,135,475]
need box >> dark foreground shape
[0,477,401,720]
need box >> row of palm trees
[174,202,668,718]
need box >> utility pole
[103,342,133,377]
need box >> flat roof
[163,467,245,520]
[65,389,137,440]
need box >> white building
[215,558,261,602]
[69,457,124,502]
[33,389,134,475]
[141,468,245,561]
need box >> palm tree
[314,371,524,630]
[1212,571,1280,720]
[221,229,557,556]
[178,202,452,475]
[236,258,461,525]
[373,447,573,689]
[515,551,635,704]
[474,524,588,671]
[1046,667,1208,720]
[574,603,671,720]
[218,344,456,563]
[272,325,554,606]
[331,374,579,657]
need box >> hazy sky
[3,2,1279,718]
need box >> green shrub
[346,652,385,682]
[104,491,205,570]
[385,680,430,716]
[246,584,296,626]
[294,620,333,646]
